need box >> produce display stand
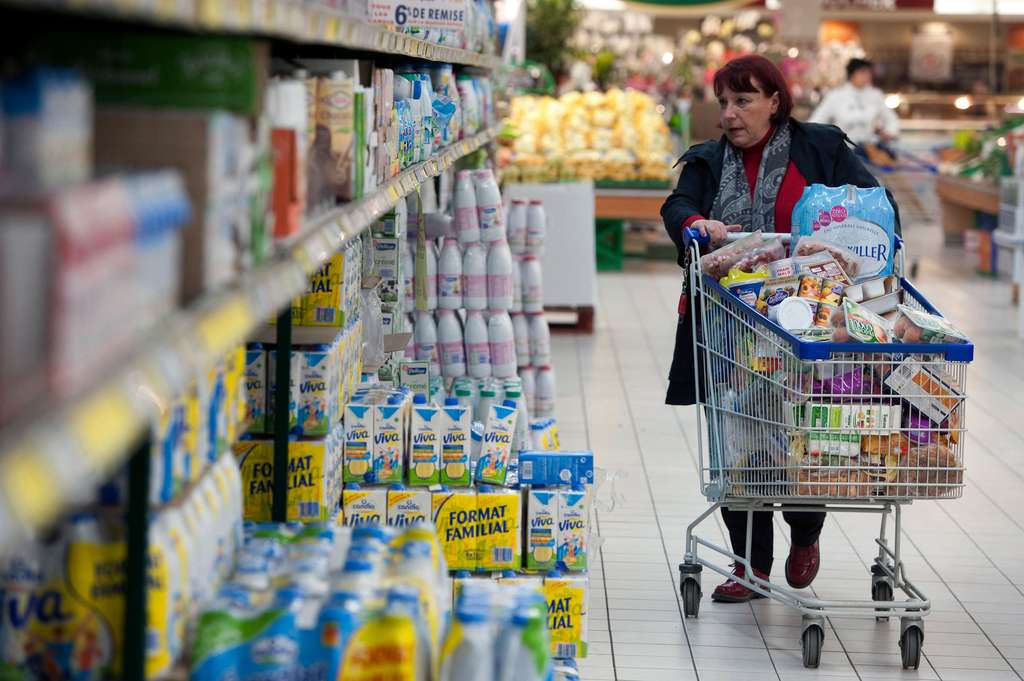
[935,174,1000,244]
[0,3,500,678]
[593,186,668,221]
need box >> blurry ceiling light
[954,95,972,110]
[787,47,799,58]
[884,94,902,109]
[662,51,674,64]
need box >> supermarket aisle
[551,222,1024,681]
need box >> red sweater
[683,127,807,233]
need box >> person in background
[810,58,900,165]
[660,54,900,603]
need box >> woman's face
[717,79,779,149]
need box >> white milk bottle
[415,310,440,376]
[422,239,438,310]
[437,309,466,378]
[439,605,494,681]
[520,365,536,414]
[526,200,546,256]
[475,385,497,425]
[507,199,527,255]
[511,254,523,313]
[454,170,480,245]
[462,242,487,310]
[535,365,555,418]
[511,312,530,368]
[438,237,463,310]
[528,312,551,368]
[405,317,417,359]
[486,240,514,311]
[521,256,543,313]
[488,310,516,378]
[403,241,415,311]
[464,309,491,378]
[473,169,504,242]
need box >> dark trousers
[722,507,825,574]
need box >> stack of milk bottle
[404,168,555,419]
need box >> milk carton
[476,400,518,485]
[431,487,478,570]
[476,485,521,571]
[525,489,557,571]
[557,486,588,572]
[234,436,337,522]
[440,399,471,486]
[298,344,333,436]
[244,343,268,433]
[300,252,346,326]
[399,359,430,400]
[342,484,387,526]
[372,395,406,484]
[386,485,431,528]
[408,396,441,486]
[544,572,589,659]
[267,346,300,430]
[343,402,374,483]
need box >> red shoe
[785,541,820,589]
[711,564,769,603]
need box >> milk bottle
[528,312,551,368]
[488,310,516,379]
[521,256,543,313]
[512,312,530,368]
[454,171,480,245]
[473,169,504,243]
[511,255,523,313]
[535,366,555,418]
[508,198,527,255]
[415,310,440,376]
[438,237,463,310]
[526,200,546,256]
[437,309,466,378]
[487,239,514,311]
[464,310,491,378]
[462,242,487,310]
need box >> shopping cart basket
[677,230,972,670]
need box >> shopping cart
[676,230,972,670]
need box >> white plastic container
[438,237,463,310]
[422,239,438,310]
[415,310,440,376]
[534,365,555,418]
[403,241,415,311]
[462,242,487,311]
[486,240,514,311]
[464,309,491,378]
[488,310,516,378]
[473,169,504,242]
[526,200,546,256]
[507,199,527,255]
[520,256,543,313]
[520,365,536,414]
[437,309,466,378]
[528,312,551,368]
[511,254,523,313]
[404,315,417,359]
[511,312,530,368]
[454,170,480,245]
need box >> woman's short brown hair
[713,54,794,125]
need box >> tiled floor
[550,219,1024,681]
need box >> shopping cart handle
[683,227,710,246]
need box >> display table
[935,175,999,243]
[594,187,668,221]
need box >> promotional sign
[369,0,468,30]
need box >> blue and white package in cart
[791,184,896,280]
[518,451,594,487]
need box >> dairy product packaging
[386,485,431,528]
[343,402,374,483]
[557,487,589,572]
[525,489,558,571]
[476,400,518,485]
[373,395,407,485]
[244,343,268,432]
[440,399,472,486]
[409,396,442,486]
[476,485,522,571]
[432,487,479,570]
[543,572,589,659]
[518,451,594,487]
[342,483,387,526]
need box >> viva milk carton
[373,395,406,484]
[440,398,471,486]
[476,400,518,485]
[557,486,589,572]
[342,484,387,527]
[526,489,558,571]
[386,485,431,528]
[408,395,441,486]
[343,401,373,483]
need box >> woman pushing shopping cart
[661,54,971,670]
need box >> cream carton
[557,486,589,572]
[476,485,521,571]
[544,573,589,659]
[432,488,478,570]
[343,402,373,483]
[476,401,518,485]
[372,395,405,484]
[408,396,441,486]
[386,484,431,528]
[342,483,387,527]
[440,399,471,486]
[525,489,558,571]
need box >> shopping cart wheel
[900,624,923,670]
[801,624,824,668]
[680,578,701,618]
[871,580,893,621]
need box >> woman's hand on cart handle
[687,220,741,246]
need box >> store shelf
[0,126,498,553]
[2,0,501,69]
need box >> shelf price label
[368,0,468,30]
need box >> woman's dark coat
[662,119,901,406]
